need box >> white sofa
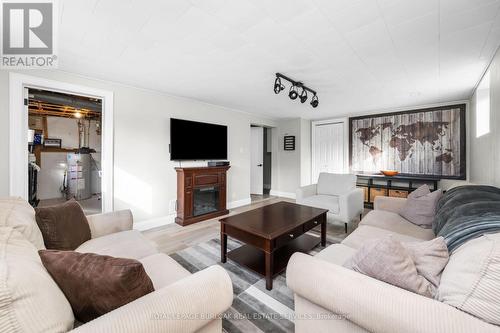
[296,173,364,232]
[0,197,233,333]
[286,196,500,333]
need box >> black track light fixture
[289,85,299,100]
[274,77,285,94]
[310,94,319,108]
[273,73,318,109]
[299,88,308,103]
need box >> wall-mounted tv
[170,118,227,161]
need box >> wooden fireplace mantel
[175,166,230,226]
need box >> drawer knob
[314,221,318,225]
[289,234,294,238]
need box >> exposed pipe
[29,90,102,112]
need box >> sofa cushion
[437,233,500,326]
[39,250,155,323]
[0,197,45,249]
[76,230,157,260]
[139,253,191,289]
[317,173,356,196]
[0,227,74,333]
[400,185,442,228]
[298,194,339,214]
[345,236,434,297]
[342,225,424,249]
[35,200,91,250]
[315,244,357,265]
[360,210,435,240]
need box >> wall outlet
[169,199,177,214]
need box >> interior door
[312,122,345,183]
[250,126,264,195]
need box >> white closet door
[312,122,345,183]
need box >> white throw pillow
[437,233,500,325]
[0,227,74,332]
[0,197,45,249]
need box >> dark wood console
[356,174,440,208]
[175,166,230,226]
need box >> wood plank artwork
[349,104,466,179]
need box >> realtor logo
[1,0,58,68]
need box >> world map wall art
[349,104,466,179]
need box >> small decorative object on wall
[33,133,43,145]
[284,135,296,151]
[349,104,466,179]
[44,138,62,148]
[273,73,319,108]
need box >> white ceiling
[58,0,500,120]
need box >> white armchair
[296,173,363,233]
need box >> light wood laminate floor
[143,197,366,254]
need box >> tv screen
[170,118,227,160]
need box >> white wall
[0,73,8,196]
[300,119,311,186]
[470,48,500,187]
[46,117,101,151]
[0,70,276,223]
[273,119,300,197]
[271,118,311,197]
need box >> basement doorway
[27,88,103,215]
[250,125,273,202]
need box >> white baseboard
[133,214,176,231]
[270,190,296,199]
[227,197,252,209]
[135,197,252,231]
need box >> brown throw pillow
[400,185,443,228]
[39,250,155,322]
[35,199,91,250]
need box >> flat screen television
[170,118,227,160]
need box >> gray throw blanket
[433,185,500,253]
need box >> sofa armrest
[86,210,133,238]
[338,188,364,222]
[373,196,407,213]
[296,184,317,201]
[72,265,233,333]
[287,253,496,333]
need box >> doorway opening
[250,125,273,202]
[28,89,103,215]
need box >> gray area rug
[169,235,335,333]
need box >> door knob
[257,164,263,167]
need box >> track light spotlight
[289,85,298,100]
[274,77,285,94]
[310,94,319,108]
[274,73,318,108]
[299,88,308,103]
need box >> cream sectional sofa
[287,196,500,333]
[0,197,233,333]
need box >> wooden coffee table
[220,201,328,290]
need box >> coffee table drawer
[275,226,304,248]
[304,219,321,231]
